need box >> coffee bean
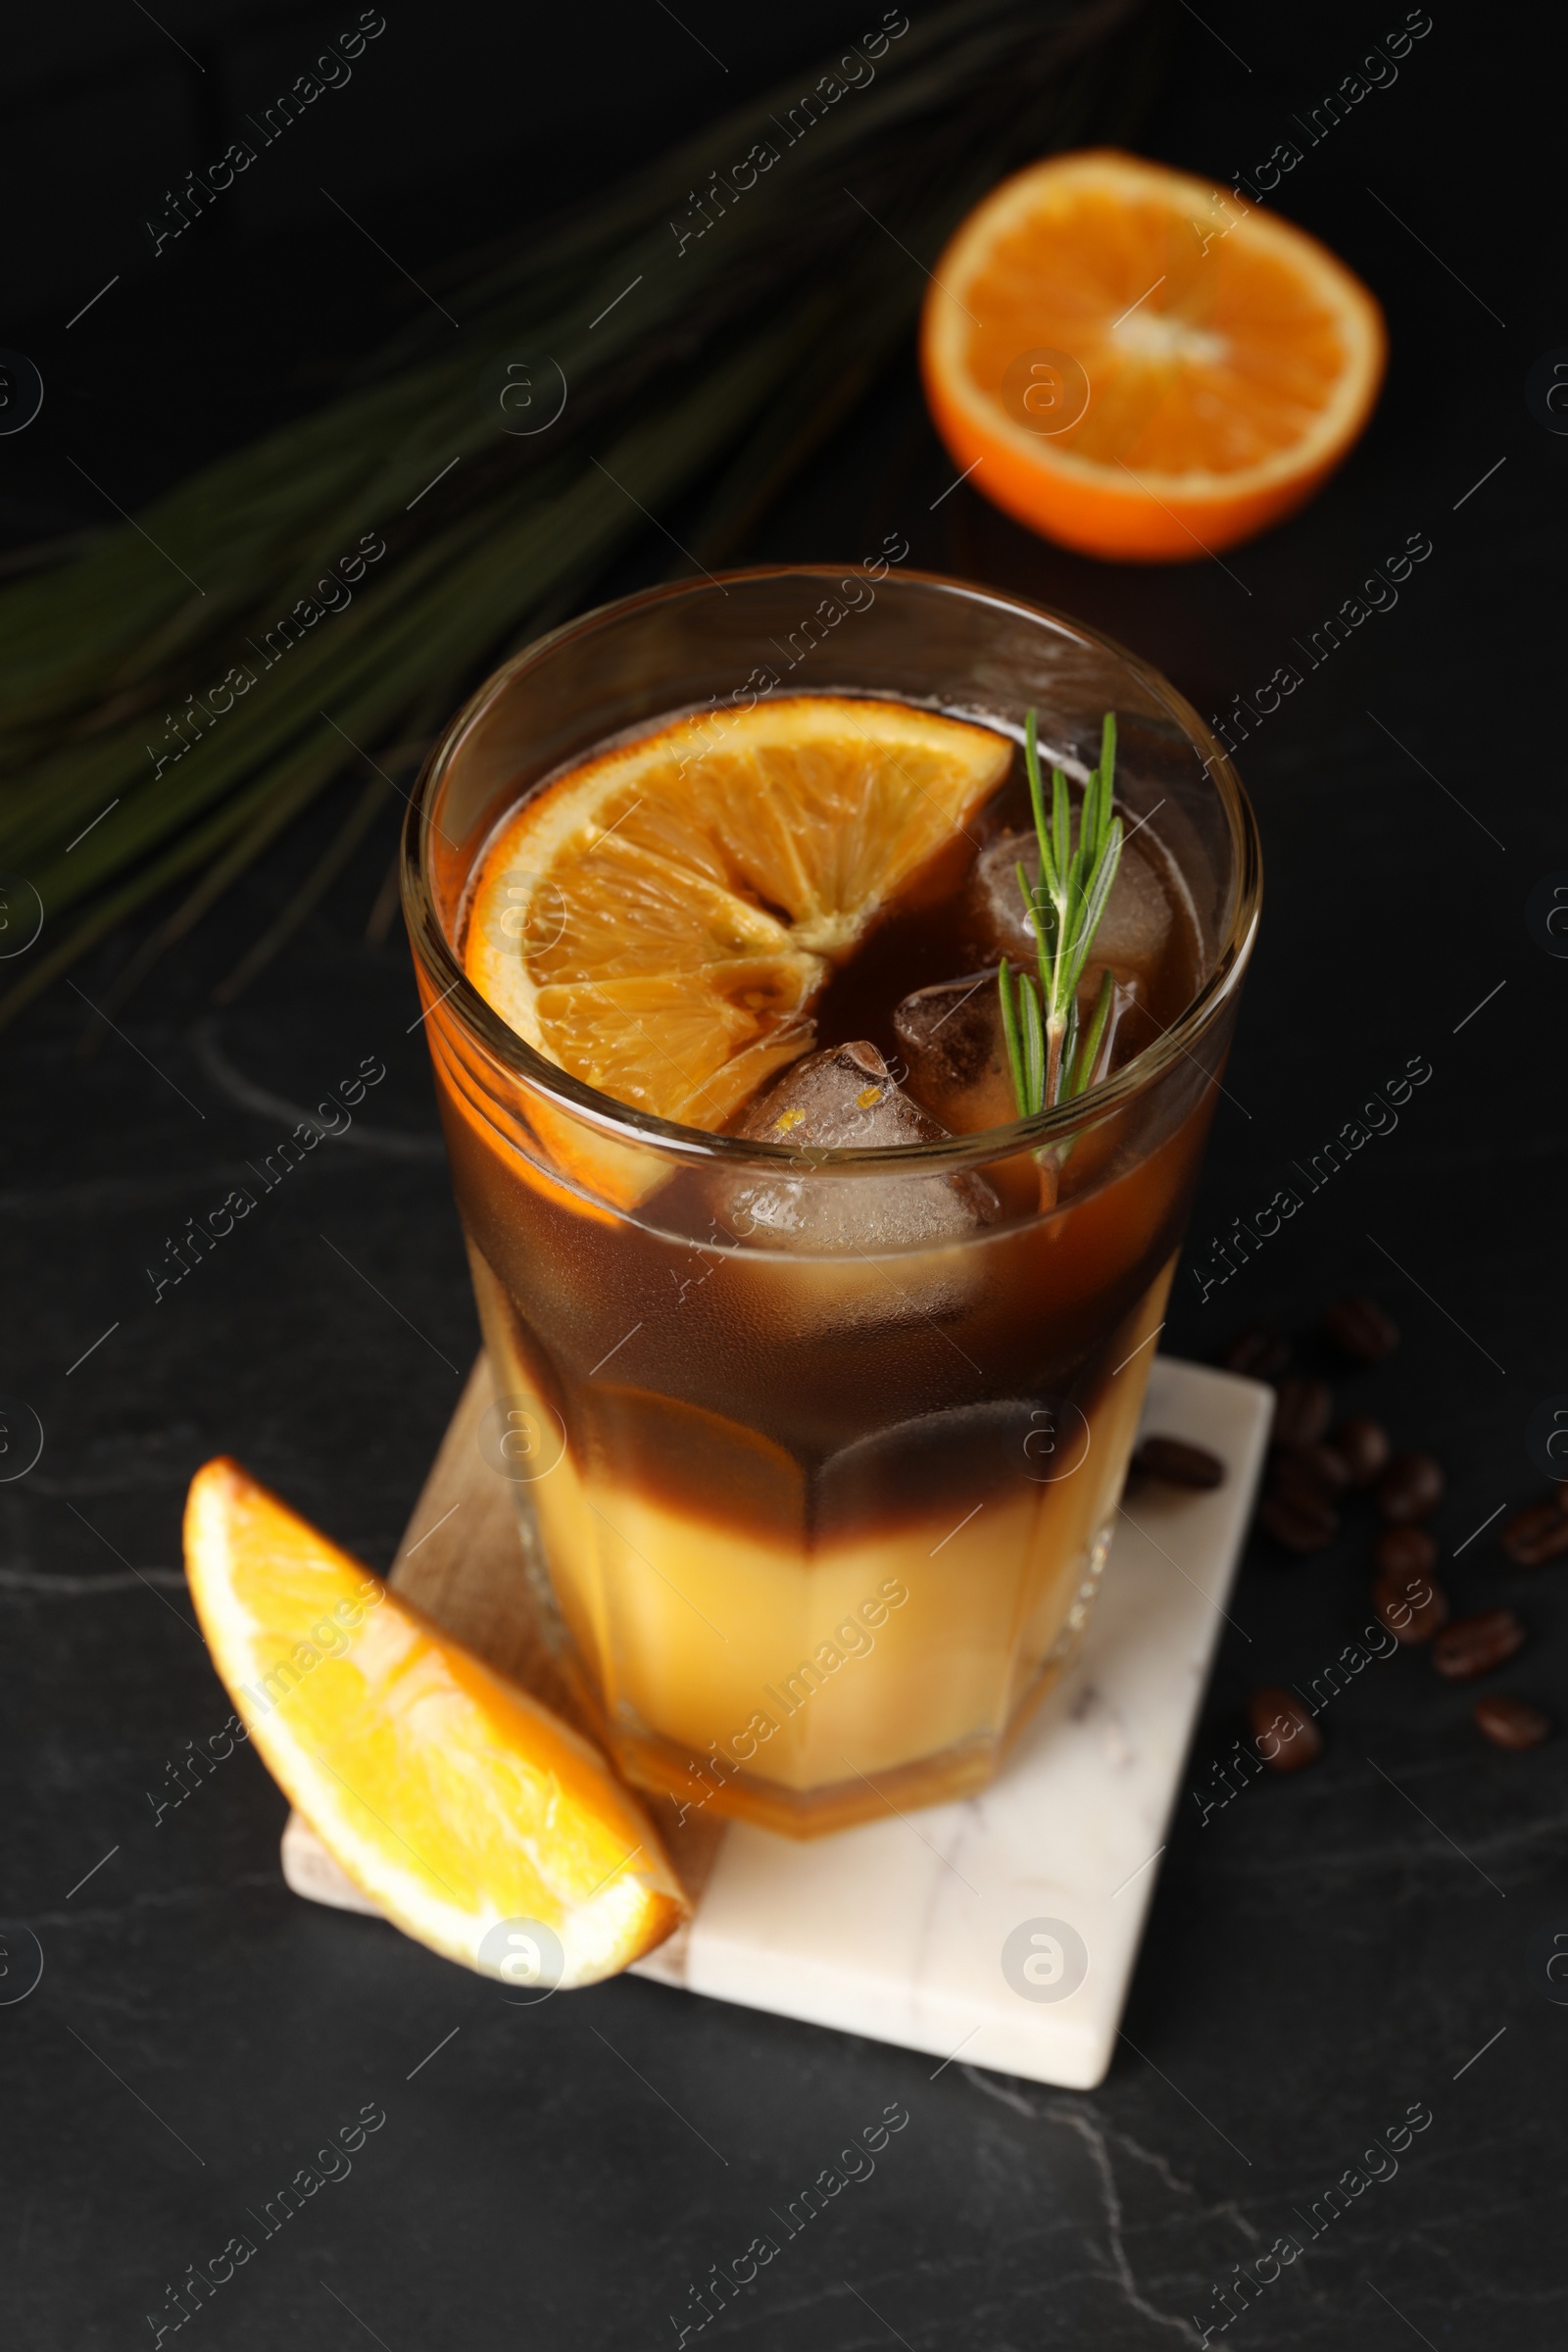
[1375,1522,1437,1579]
[1331,1415,1392,1490]
[1431,1608,1526,1682]
[1499,1498,1568,1568]
[1322,1295,1399,1363]
[1372,1569,1448,1645]
[1473,1694,1552,1750]
[1247,1685,1322,1773]
[1270,1445,1350,1512]
[1258,1492,1339,1554]
[1302,1442,1352,1494]
[1132,1436,1226,1490]
[1222,1325,1291,1381]
[1271,1377,1334,1449]
[1376,1450,1445,1523]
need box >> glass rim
[401,564,1262,1175]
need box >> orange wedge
[184,1457,686,1985]
[921,148,1386,561]
[465,695,1009,1132]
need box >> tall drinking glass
[403,568,1260,1838]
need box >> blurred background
[4,0,921,533]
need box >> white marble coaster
[282,1358,1271,2089]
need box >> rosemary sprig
[999,710,1124,1119]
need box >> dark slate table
[4,5,1563,2345]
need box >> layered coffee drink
[405,571,1258,1837]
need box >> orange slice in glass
[921,148,1386,561]
[184,1457,687,1985]
[464,695,1009,1132]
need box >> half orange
[921,148,1386,561]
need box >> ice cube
[737,1040,939,1152]
[1080,965,1159,1071]
[894,971,1018,1135]
[971,828,1173,976]
[896,963,1156,1131]
[722,1042,1001,1250]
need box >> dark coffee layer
[453,1103,1203,1547]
